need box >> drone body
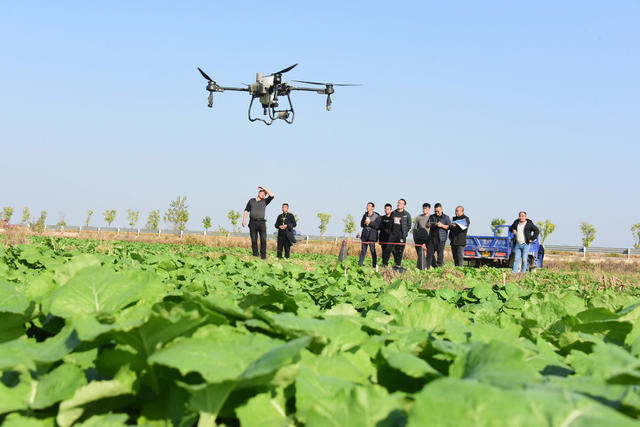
[197,64,360,125]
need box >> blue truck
[464,225,544,270]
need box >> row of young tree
[2,204,640,247]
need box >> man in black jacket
[274,203,296,259]
[426,203,451,268]
[390,199,412,269]
[378,203,394,267]
[449,205,470,267]
[358,202,381,268]
[508,211,539,273]
[242,186,274,259]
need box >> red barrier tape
[344,239,426,248]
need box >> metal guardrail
[23,224,640,259]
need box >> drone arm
[289,86,326,93]
[218,86,250,92]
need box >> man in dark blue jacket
[358,202,381,267]
[426,203,451,268]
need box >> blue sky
[1,1,639,246]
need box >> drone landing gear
[248,94,295,125]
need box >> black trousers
[414,238,428,270]
[249,221,267,258]
[451,244,465,267]
[277,234,292,258]
[380,239,393,266]
[358,243,377,267]
[390,233,405,266]
[427,239,445,268]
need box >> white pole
[306,235,309,246]
[117,227,120,235]
[137,228,140,237]
[583,246,586,258]
[180,230,184,239]
[79,226,82,234]
[629,248,632,261]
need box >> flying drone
[197,64,360,125]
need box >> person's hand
[512,229,517,235]
[242,220,246,228]
[364,218,370,225]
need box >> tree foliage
[21,207,31,225]
[56,214,67,229]
[227,210,240,232]
[85,210,94,227]
[30,211,47,233]
[317,213,331,236]
[536,219,556,244]
[580,221,596,247]
[202,216,212,231]
[343,214,356,236]
[103,210,117,227]
[146,210,161,231]
[490,218,506,236]
[164,196,189,231]
[2,206,14,223]
[127,209,140,229]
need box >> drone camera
[277,111,289,119]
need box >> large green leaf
[394,298,469,332]
[408,377,638,426]
[0,372,31,414]
[49,267,164,318]
[567,340,640,383]
[381,346,441,378]
[0,279,29,314]
[30,363,87,409]
[449,340,541,387]
[235,388,291,427]
[2,413,55,427]
[52,254,101,285]
[56,367,137,427]
[149,326,284,383]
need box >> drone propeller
[197,67,214,82]
[292,80,362,87]
[197,67,219,107]
[271,63,298,75]
[292,80,361,111]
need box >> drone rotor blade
[273,63,298,75]
[197,67,214,82]
[291,80,324,85]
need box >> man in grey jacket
[390,199,412,269]
[413,203,431,270]
[426,203,451,268]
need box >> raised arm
[259,186,274,198]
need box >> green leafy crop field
[1,236,640,426]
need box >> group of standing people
[358,200,470,270]
[241,187,539,273]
